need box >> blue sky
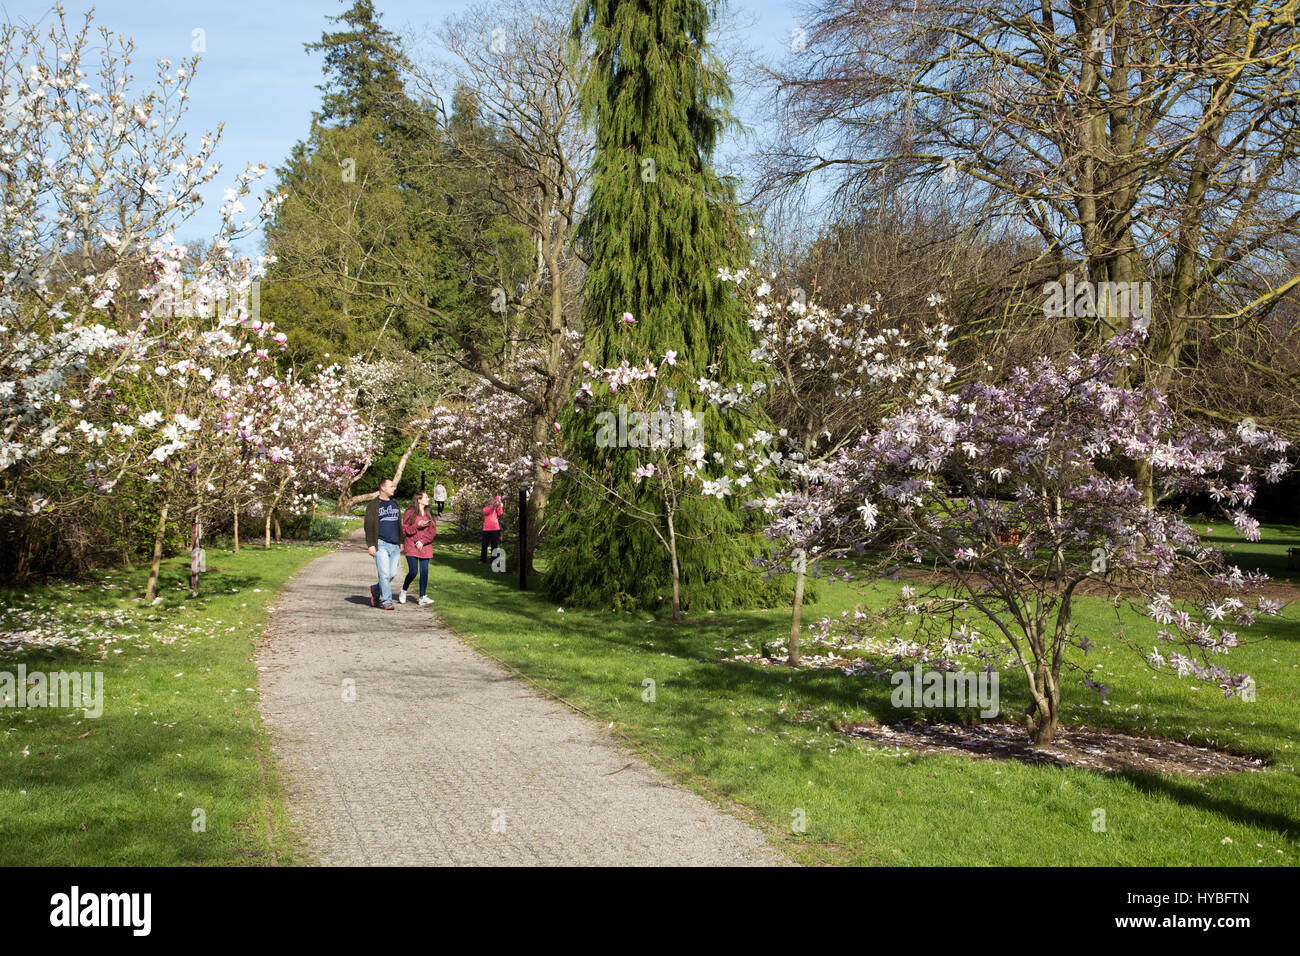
[3,0,808,250]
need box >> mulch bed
[834,718,1269,777]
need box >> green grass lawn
[0,539,335,865]
[4,514,1294,866]
[426,525,1300,866]
[1199,519,1300,585]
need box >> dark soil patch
[834,718,1268,777]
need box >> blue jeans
[374,539,401,604]
[403,556,429,597]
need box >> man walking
[432,482,447,516]
[364,478,402,609]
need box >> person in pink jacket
[399,491,436,605]
[480,494,503,565]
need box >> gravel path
[256,529,789,866]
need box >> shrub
[308,517,345,542]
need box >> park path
[255,529,789,866]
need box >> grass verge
[0,540,334,865]
[426,525,1300,866]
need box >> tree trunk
[264,512,272,548]
[273,515,281,543]
[1134,458,1155,508]
[788,549,807,665]
[1026,662,1061,745]
[666,512,681,622]
[189,514,202,598]
[144,503,169,602]
[233,505,240,553]
[525,446,554,574]
[349,433,421,508]
[119,510,134,568]
[335,463,369,516]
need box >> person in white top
[432,482,448,515]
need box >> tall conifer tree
[545,0,781,611]
[304,0,410,130]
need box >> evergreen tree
[264,2,492,368]
[305,0,410,131]
[544,0,783,611]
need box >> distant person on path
[400,491,436,606]
[480,494,504,565]
[364,478,402,609]
[432,482,447,516]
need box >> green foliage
[546,0,778,611]
[0,474,185,581]
[262,116,425,368]
[308,516,346,541]
[354,434,442,501]
[264,5,477,372]
[0,542,329,864]
[305,0,411,130]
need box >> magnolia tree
[423,335,584,569]
[426,376,533,522]
[424,339,583,553]
[0,10,290,582]
[105,240,291,598]
[252,364,376,544]
[335,355,454,516]
[0,10,374,594]
[704,272,956,660]
[0,12,277,508]
[791,329,1290,744]
[558,318,755,621]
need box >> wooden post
[518,487,527,591]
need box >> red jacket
[401,511,436,558]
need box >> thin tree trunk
[335,463,368,516]
[273,515,281,543]
[525,450,554,574]
[119,510,134,568]
[190,513,202,598]
[666,511,681,622]
[144,503,169,602]
[264,512,272,548]
[788,549,807,665]
[349,433,421,507]
[233,505,240,553]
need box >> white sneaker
[418,595,433,606]
[398,589,407,604]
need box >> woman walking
[399,491,436,605]
[480,494,504,565]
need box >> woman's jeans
[403,556,429,597]
[480,529,501,563]
[374,539,402,604]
